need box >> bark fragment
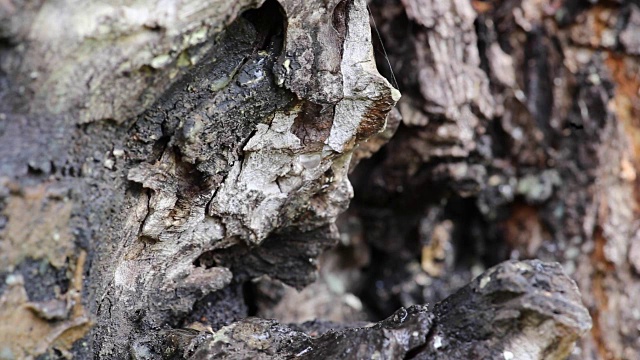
[163,260,590,360]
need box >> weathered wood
[352,0,640,358]
[3,0,631,358]
[163,260,591,360]
[1,0,399,358]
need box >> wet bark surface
[0,0,637,359]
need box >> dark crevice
[243,281,259,317]
[523,28,554,144]
[332,0,349,54]
[243,0,287,53]
[474,16,492,84]
[179,283,249,332]
[404,325,434,360]
[194,225,335,290]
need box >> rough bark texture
[343,0,639,359]
[164,260,590,360]
[1,0,636,359]
[1,0,398,358]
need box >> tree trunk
[0,0,635,359]
[356,1,640,359]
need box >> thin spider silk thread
[367,3,399,91]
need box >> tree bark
[170,261,591,360]
[351,0,640,359]
[1,0,397,358]
[1,0,635,359]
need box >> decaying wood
[351,0,640,358]
[3,0,636,358]
[161,260,591,360]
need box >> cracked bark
[1,0,631,359]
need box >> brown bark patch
[589,227,616,360]
[291,101,335,149]
[355,103,388,142]
[605,54,640,214]
[0,183,74,269]
[502,203,549,258]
